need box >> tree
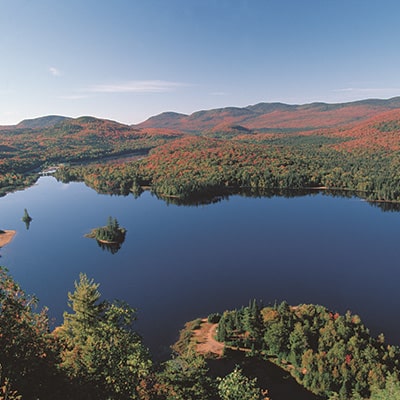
[289,322,309,366]
[242,299,263,344]
[217,366,262,400]
[0,267,60,400]
[0,373,22,400]
[56,273,151,399]
[155,352,216,400]
[369,374,400,400]
[217,315,228,342]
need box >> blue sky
[1,0,400,125]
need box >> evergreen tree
[242,299,263,344]
[217,366,262,400]
[217,316,227,342]
[155,352,216,400]
[56,273,151,399]
[369,374,400,400]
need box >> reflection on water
[156,187,400,212]
[96,239,124,254]
[367,201,400,212]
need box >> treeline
[216,300,400,399]
[54,136,400,203]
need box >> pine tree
[217,316,227,342]
[56,274,151,399]
[156,352,216,400]
[63,273,103,335]
[217,366,262,400]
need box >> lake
[1,176,400,360]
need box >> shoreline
[0,230,16,248]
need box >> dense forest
[214,300,400,399]
[54,135,400,204]
[1,98,400,204]
[2,268,400,400]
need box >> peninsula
[0,230,16,248]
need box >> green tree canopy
[217,366,263,400]
[155,351,216,400]
[0,267,60,400]
[56,273,151,399]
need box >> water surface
[1,177,400,358]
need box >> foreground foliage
[55,273,151,399]
[0,267,62,399]
[0,268,151,400]
[217,366,263,400]
[217,300,400,399]
[154,352,217,400]
[2,268,400,399]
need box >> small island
[22,208,32,230]
[85,216,126,244]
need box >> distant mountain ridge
[2,96,400,134]
[135,97,400,133]
[16,115,72,129]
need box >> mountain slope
[16,115,71,129]
[332,108,400,150]
[136,97,400,133]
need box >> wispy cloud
[49,66,62,77]
[87,80,188,94]
[333,87,400,95]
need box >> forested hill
[16,115,71,129]
[2,96,400,203]
[0,115,183,196]
[135,96,400,133]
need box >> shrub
[208,313,222,323]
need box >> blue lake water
[1,176,400,359]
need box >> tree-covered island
[85,216,126,244]
[21,208,32,230]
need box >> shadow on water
[207,349,322,400]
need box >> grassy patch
[171,318,203,355]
